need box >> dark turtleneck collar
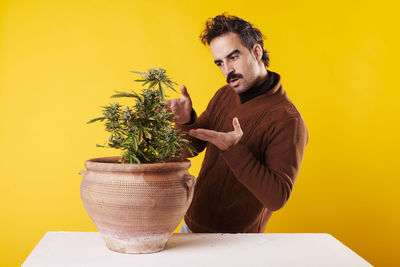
[239,70,278,104]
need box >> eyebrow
[214,49,241,64]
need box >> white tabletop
[22,232,372,267]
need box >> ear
[252,44,263,62]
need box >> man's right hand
[164,85,193,124]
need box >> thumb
[180,85,190,99]
[232,117,242,132]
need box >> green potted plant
[79,68,196,254]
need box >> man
[166,14,308,233]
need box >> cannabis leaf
[88,68,195,164]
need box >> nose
[223,62,235,77]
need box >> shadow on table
[166,234,227,251]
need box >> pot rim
[84,156,191,173]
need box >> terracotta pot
[79,156,195,254]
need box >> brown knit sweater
[176,72,308,233]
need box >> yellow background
[1,0,399,266]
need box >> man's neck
[238,69,276,104]
[253,68,269,89]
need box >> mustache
[227,72,242,84]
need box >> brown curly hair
[200,13,270,67]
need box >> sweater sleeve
[221,116,308,211]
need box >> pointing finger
[180,85,190,99]
[189,129,218,141]
[188,130,207,141]
[232,117,242,131]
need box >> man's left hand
[188,117,243,151]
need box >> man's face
[209,32,261,94]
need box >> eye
[216,62,223,67]
[230,55,239,60]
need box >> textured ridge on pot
[79,156,195,254]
